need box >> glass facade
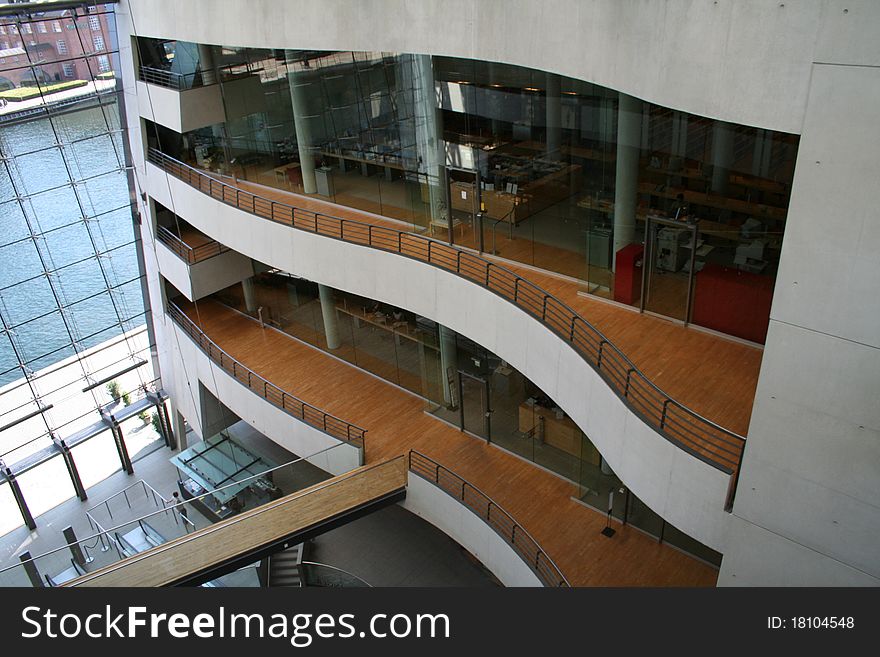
[143,39,798,344]
[0,4,158,536]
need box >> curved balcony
[167,301,365,448]
[407,450,568,587]
[147,150,746,550]
[154,223,253,301]
[164,296,718,585]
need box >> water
[0,103,144,386]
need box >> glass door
[457,370,491,442]
[444,166,483,251]
[641,216,698,323]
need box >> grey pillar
[3,463,36,531]
[751,128,773,178]
[545,73,562,160]
[286,53,317,194]
[487,62,503,137]
[318,284,340,350]
[53,437,87,502]
[412,54,447,226]
[612,93,642,270]
[711,120,735,195]
[172,407,187,451]
[19,552,44,588]
[286,281,300,308]
[63,526,87,569]
[197,43,217,86]
[438,324,458,407]
[112,424,134,475]
[242,277,257,313]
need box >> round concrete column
[711,120,735,195]
[412,54,447,227]
[242,277,257,313]
[612,92,643,270]
[197,43,216,86]
[438,324,458,407]
[545,73,562,160]
[286,53,318,194]
[318,284,340,350]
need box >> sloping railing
[166,300,366,450]
[149,148,746,510]
[409,450,569,587]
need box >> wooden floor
[201,171,761,437]
[179,299,718,586]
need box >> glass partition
[143,38,799,344]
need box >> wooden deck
[178,299,718,586]
[197,172,761,436]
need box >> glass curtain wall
[208,272,444,405]
[0,4,157,537]
[143,38,798,345]
[199,270,719,566]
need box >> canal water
[0,102,144,386]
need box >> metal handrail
[156,224,229,264]
[85,478,170,522]
[408,450,570,587]
[0,443,344,577]
[166,301,367,449]
[300,561,373,587]
[148,148,747,509]
[137,66,206,91]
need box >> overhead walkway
[66,456,407,587]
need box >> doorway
[457,370,490,442]
[640,216,699,323]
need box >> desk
[274,163,301,188]
[518,402,589,460]
[429,213,467,238]
[450,181,523,223]
[638,182,788,220]
[336,302,439,352]
[319,150,412,181]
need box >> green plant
[138,409,151,424]
[106,380,121,400]
[150,412,163,435]
[121,391,132,406]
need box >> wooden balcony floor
[198,172,760,437]
[179,299,718,586]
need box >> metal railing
[1,445,344,583]
[149,148,746,509]
[166,301,366,450]
[408,450,569,587]
[138,66,206,91]
[156,224,229,264]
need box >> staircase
[268,543,305,587]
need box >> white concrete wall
[115,0,861,134]
[144,161,732,551]
[401,474,543,587]
[136,80,226,133]
[155,239,255,302]
[720,61,880,585]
